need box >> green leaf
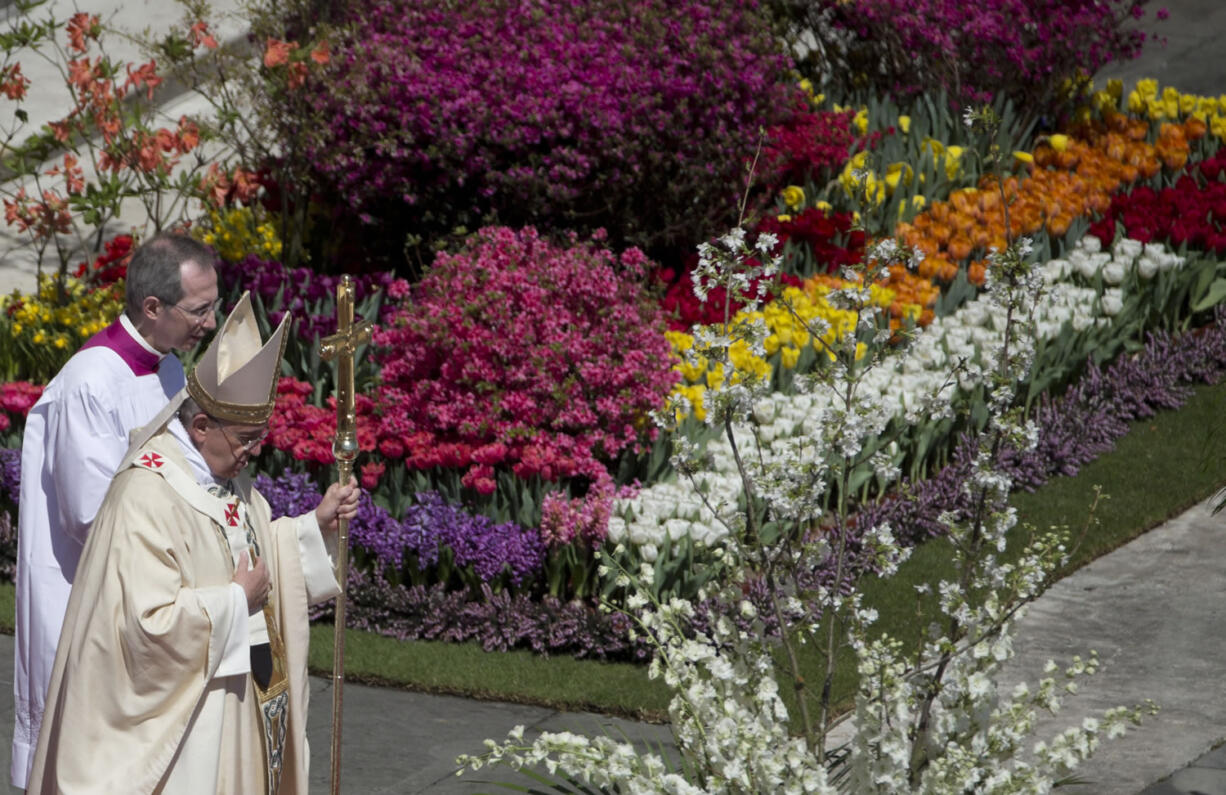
[1190,277,1226,314]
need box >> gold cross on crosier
[318,274,372,795]
[319,275,372,465]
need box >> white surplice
[11,316,184,789]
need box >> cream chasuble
[27,429,340,794]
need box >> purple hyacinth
[0,447,20,504]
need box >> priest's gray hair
[125,233,218,319]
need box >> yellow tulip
[853,109,868,135]
[782,185,805,210]
[942,145,964,179]
[1211,115,1226,140]
[897,115,911,134]
[884,162,912,192]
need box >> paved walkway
[2,0,1226,793]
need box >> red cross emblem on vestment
[139,452,164,469]
[224,501,240,527]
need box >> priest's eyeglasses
[169,297,222,322]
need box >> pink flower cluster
[0,382,42,433]
[537,476,640,550]
[374,226,678,494]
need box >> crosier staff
[318,275,372,795]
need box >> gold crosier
[318,275,372,795]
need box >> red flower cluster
[756,207,867,275]
[1090,154,1226,254]
[656,257,804,331]
[266,378,377,465]
[74,233,132,286]
[758,100,877,190]
[655,208,865,330]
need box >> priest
[12,233,220,789]
[27,293,359,794]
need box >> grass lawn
[1,378,1223,724]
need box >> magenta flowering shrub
[304,0,794,259]
[374,226,678,494]
[802,0,1161,110]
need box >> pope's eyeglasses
[213,422,269,454]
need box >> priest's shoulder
[40,345,154,397]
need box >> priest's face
[195,417,269,479]
[153,260,219,353]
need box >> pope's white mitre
[187,291,289,424]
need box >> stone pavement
[1,0,1226,793]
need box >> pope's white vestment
[27,425,339,794]
[11,316,185,788]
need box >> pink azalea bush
[374,226,678,495]
[803,0,1163,108]
[304,0,795,259]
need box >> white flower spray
[459,109,1152,793]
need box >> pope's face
[198,419,268,480]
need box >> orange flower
[946,234,973,261]
[230,167,262,204]
[287,62,307,89]
[0,63,30,100]
[264,38,293,68]
[66,58,97,91]
[310,42,330,65]
[190,21,219,50]
[125,61,163,101]
[176,116,200,153]
[66,13,99,55]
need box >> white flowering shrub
[460,113,1151,792]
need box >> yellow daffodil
[782,185,805,210]
[1013,150,1035,164]
[1047,135,1069,152]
